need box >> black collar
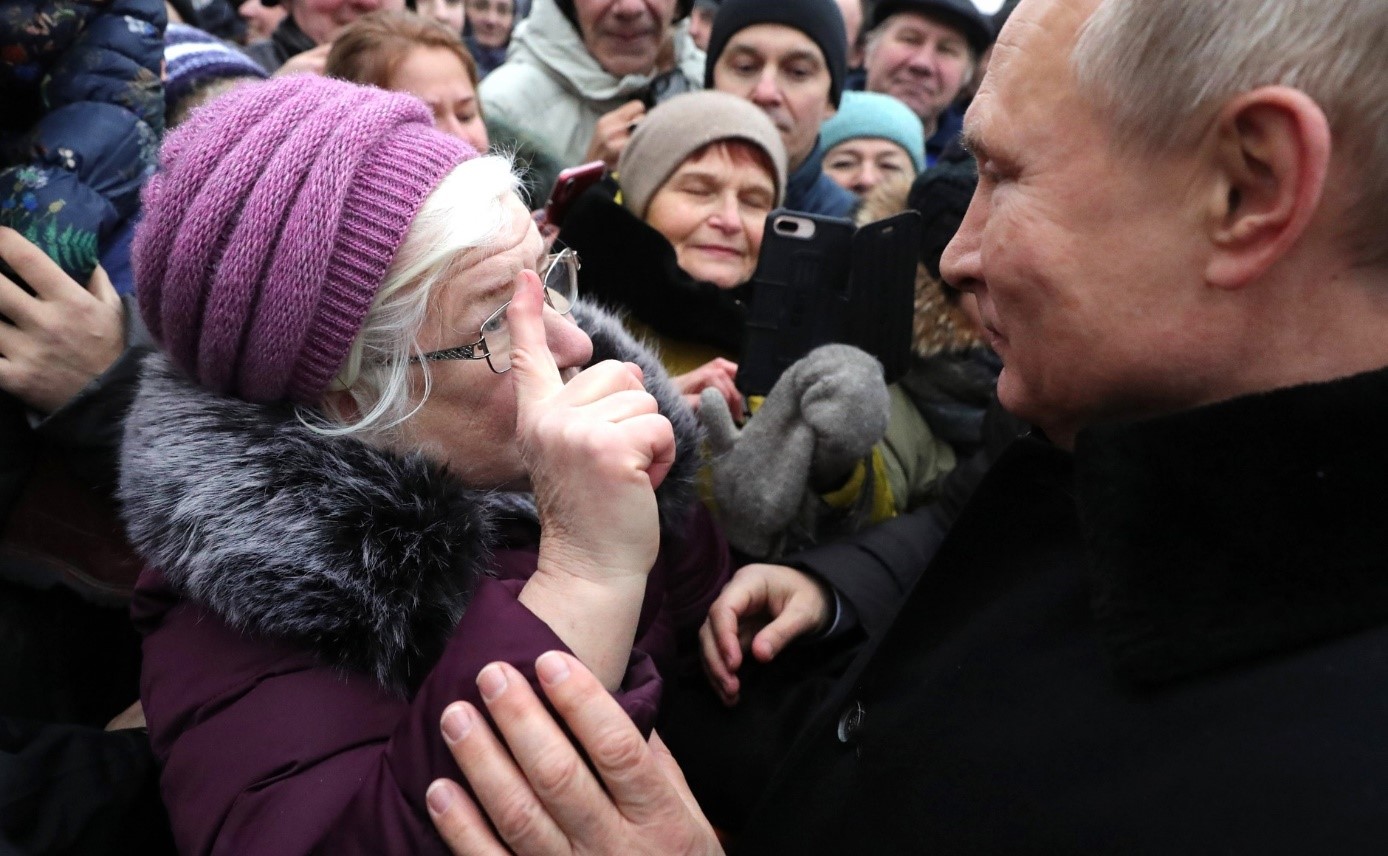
[1074,366,1388,686]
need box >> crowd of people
[4,0,1387,853]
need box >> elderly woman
[119,75,728,854]
[557,90,788,411]
[819,91,926,197]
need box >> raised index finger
[505,269,564,414]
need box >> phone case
[735,209,921,396]
[736,210,855,397]
[843,211,921,384]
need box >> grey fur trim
[573,297,704,537]
[118,298,702,694]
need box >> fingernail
[536,651,571,685]
[426,780,454,815]
[441,704,474,743]
[477,663,508,701]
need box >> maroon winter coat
[120,303,730,855]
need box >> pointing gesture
[508,271,677,688]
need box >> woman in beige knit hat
[557,89,788,413]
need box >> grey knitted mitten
[699,344,891,559]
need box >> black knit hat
[870,0,995,56]
[703,0,848,108]
[906,158,978,280]
[554,0,693,31]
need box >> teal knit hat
[819,91,926,174]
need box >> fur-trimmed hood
[118,298,701,694]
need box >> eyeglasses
[409,248,580,374]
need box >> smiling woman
[556,90,786,410]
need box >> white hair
[1072,0,1388,266]
[304,154,521,439]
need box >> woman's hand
[427,653,723,856]
[673,357,742,416]
[699,563,831,706]
[509,271,675,687]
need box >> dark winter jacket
[0,0,164,284]
[785,137,856,219]
[243,15,315,74]
[121,299,731,855]
[671,364,1388,854]
[559,186,747,375]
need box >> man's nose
[940,193,984,292]
[750,69,781,105]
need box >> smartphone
[544,161,607,228]
[737,211,855,398]
[736,209,922,397]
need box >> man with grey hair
[424,0,1388,852]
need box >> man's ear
[1205,86,1331,290]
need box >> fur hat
[870,0,994,56]
[618,90,788,218]
[704,0,848,108]
[819,91,927,174]
[163,23,267,107]
[133,76,477,404]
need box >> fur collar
[118,298,701,694]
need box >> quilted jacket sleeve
[0,0,164,283]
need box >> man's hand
[509,271,675,687]
[0,227,125,414]
[674,357,742,416]
[427,652,723,856]
[585,100,646,169]
[700,563,831,706]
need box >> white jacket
[480,0,705,168]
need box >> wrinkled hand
[0,227,124,414]
[700,563,830,706]
[427,652,723,856]
[276,42,331,77]
[585,100,645,169]
[673,357,742,416]
[510,271,674,686]
[510,269,674,585]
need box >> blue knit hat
[163,23,268,107]
[818,91,926,173]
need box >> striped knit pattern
[133,75,476,404]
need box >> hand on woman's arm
[508,273,675,689]
[427,652,723,856]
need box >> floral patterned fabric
[1,0,165,283]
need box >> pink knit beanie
[133,75,477,404]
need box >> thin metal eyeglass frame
[407,249,580,374]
